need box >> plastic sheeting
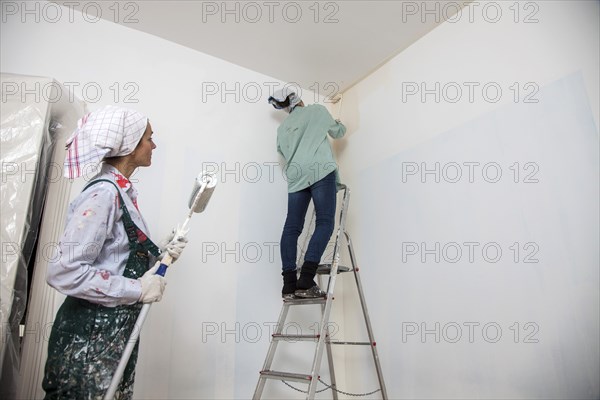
[0,73,85,398]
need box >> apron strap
[83,179,160,257]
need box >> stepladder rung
[272,333,323,342]
[328,340,374,346]
[283,297,328,306]
[316,264,351,274]
[259,370,314,383]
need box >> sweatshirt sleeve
[46,184,142,306]
[320,104,346,139]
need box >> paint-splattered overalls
[43,180,160,400]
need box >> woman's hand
[138,262,167,303]
[158,227,189,262]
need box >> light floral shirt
[47,164,154,306]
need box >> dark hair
[275,96,291,109]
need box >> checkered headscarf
[64,106,148,178]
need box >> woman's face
[131,122,156,167]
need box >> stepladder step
[283,297,328,306]
[259,370,315,383]
[271,333,323,342]
[316,264,351,274]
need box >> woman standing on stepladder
[268,88,346,299]
[43,106,187,399]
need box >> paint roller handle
[155,223,189,277]
[156,254,173,276]
[156,263,168,276]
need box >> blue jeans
[281,171,337,271]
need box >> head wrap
[63,106,148,178]
[268,87,302,113]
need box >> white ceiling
[55,1,461,94]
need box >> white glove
[158,226,189,262]
[138,262,167,303]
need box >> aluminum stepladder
[253,186,388,399]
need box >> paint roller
[156,171,217,275]
[104,171,218,400]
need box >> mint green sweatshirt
[277,104,346,193]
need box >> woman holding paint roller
[43,106,187,399]
[268,88,346,299]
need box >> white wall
[336,1,599,399]
[1,3,324,398]
[2,1,598,399]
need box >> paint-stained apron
[43,180,160,400]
